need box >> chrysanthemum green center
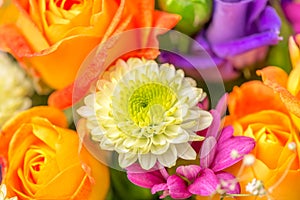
[129,83,177,127]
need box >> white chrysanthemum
[0,52,33,127]
[77,58,213,170]
[0,184,17,200]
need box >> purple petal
[167,175,192,199]
[159,50,222,70]
[206,0,254,44]
[188,168,219,196]
[256,6,281,32]
[200,136,217,168]
[216,171,241,194]
[127,164,167,188]
[176,165,202,181]
[247,0,268,28]
[211,30,280,58]
[212,134,256,171]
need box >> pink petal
[200,136,217,168]
[216,171,240,194]
[188,168,219,196]
[212,134,255,172]
[206,110,221,139]
[127,164,166,188]
[217,126,234,144]
[151,183,168,194]
[176,165,202,181]
[167,175,192,199]
[215,93,228,117]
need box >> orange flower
[0,106,110,199]
[225,80,300,199]
[0,0,180,91]
[257,35,300,131]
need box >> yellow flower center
[128,83,177,127]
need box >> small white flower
[288,142,296,151]
[77,58,213,169]
[0,52,33,127]
[243,154,256,166]
[246,178,266,197]
[0,184,17,200]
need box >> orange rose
[0,0,180,90]
[0,106,109,199]
[225,81,300,200]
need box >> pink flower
[127,95,255,199]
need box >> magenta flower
[282,0,300,33]
[127,98,255,199]
[159,0,281,80]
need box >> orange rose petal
[48,31,121,109]
[30,118,60,150]
[101,0,125,42]
[152,10,181,31]
[256,66,288,88]
[265,152,299,195]
[80,148,110,200]
[48,83,74,109]
[55,128,82,170]
[0,25,33,57]
[0,106,67,154]
[72,175,92,200]
[264,79,300,118]
[0,3,19,25]
[228,81,288,119]
[91,0,119,39]
[34,164,86,198]
[26,35,100,89]
[15,7,50,51]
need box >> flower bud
[157,0,212,35]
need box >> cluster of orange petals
[0,106,109,199]
[224,36,300,199]
[0,0,180,109]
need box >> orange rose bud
[0,106,110,199]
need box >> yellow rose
[0,106,109,199]
[0,0,180,90]
[225,81,300,200]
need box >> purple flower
[282,0,300,33]
[126,95,255,199]
[159,0,281,80]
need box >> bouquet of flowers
[0,0,299,199]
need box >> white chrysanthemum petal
[170,129,190,144]
[77,58,213,169]
[77,106,94,118]
[119,153,138,168]
[157,144,177,167]
[176,143,197,160]
[152,134,168,146]
[196,110,213,131]
[138,153,157,170]
[151,142,170,155]
[100,138,115,151]
[0,184,7,198]
[0,52,33,127]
